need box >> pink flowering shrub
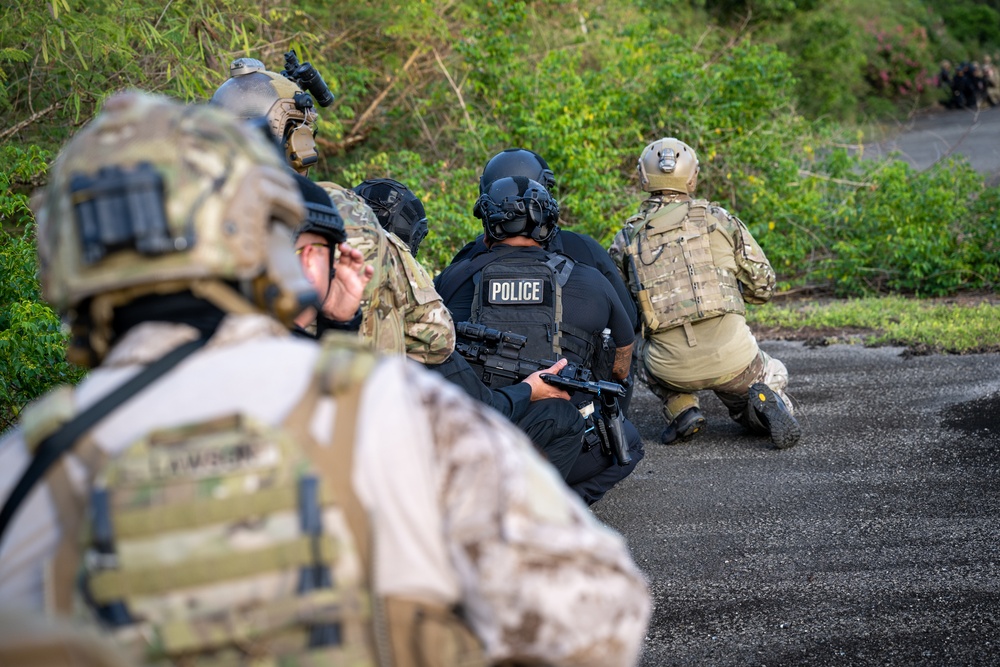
[863,21,937,106]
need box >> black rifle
[455,321,631,466]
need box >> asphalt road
[595,341,1000,666]
[866,105,1000,184]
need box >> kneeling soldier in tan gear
[610,137,801,449]
[0,92,651,667]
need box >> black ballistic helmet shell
[293,173,346,244]
[474,175,559,244]
[352,178,428,256]
[479,148,555,194]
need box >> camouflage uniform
[0,316,651,666]
[321,183,455,364]
[610,192,793,429]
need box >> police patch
[488,278,544,304]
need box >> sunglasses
[294,242,330,255]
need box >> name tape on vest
[488,278,544,304]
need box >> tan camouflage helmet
[31,91,313,365]
[637,137,700,194]
[210,58,319,173]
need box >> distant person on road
[939,60,958,109]
[610,137,801,449]
[983,55,999,107]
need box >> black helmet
[352,178,428,256]
[479,148,555,194]
[293,173,346,244]
[473,176,559,244]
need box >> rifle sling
[0,337,208,548]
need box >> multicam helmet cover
[210,58,320,173]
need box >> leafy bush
[0,145,84,430]
[929,1,1000,54]
[862,21,937,111]
[744,147,1000,296]
[783,10,868,121]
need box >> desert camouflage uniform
[320,183,454,364]
[0,315,650,667]
[610,193,792,426]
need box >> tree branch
[796,169,874,189]
[348,46,422,138]
[432,47,483,152]
[1,102,63,142]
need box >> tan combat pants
[641,349,793,433]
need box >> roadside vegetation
[747,295,1000,354]
[2,0,999,427]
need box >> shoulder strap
[0,337,208,547]
[544,252,574,355]
[543,252,575,286]
[436,250,505,305]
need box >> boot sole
[677,415,706,440]
[749,383,801,449]
[660,411,707,445]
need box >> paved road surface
[596,341,1000,666]
[866,105,1000,183]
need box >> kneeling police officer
[436,176,644,505]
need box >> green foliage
[746,296,1000,353]
[826,158,987,295]
[0,146,84,431]
[740,138,1000,297]
[0,1,272,149]
[928,1,1000,53]
[783,10,867,121]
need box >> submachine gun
[455,321,631,466]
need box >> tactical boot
[748,383,801,449]
[659,407,707,445]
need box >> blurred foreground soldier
[610,138,801,449]
[436,176,644,504]
[355,178,587,478]
[0,93,651,666]
[211,56,454,363]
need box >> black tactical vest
[469,251,597,385]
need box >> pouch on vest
[74,411,375,666]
